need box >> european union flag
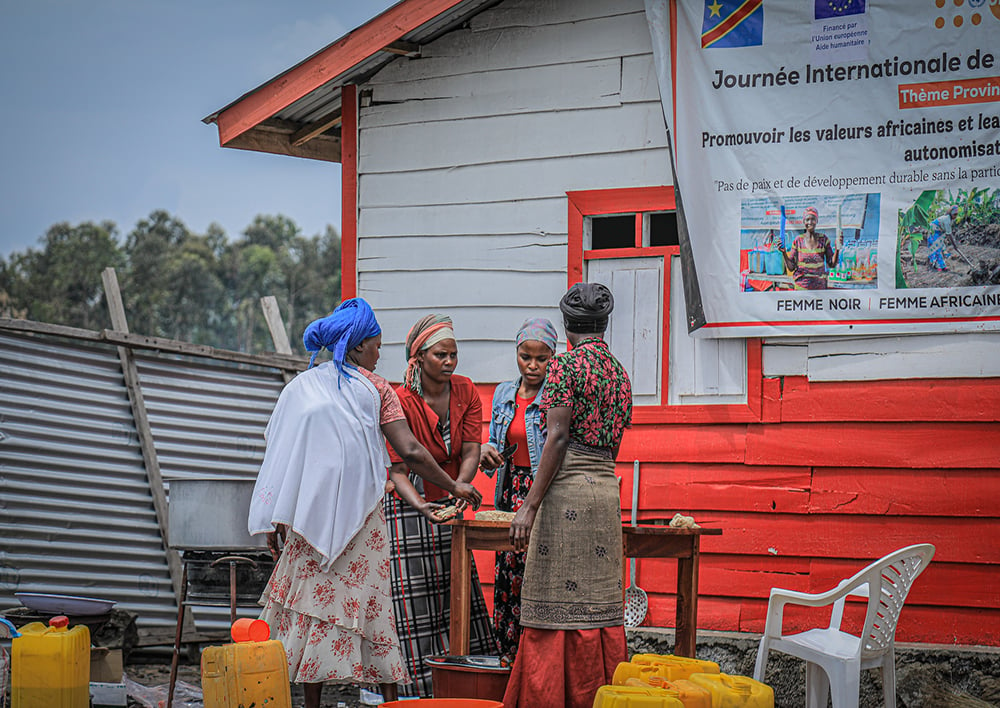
[702,0,764,49]
[814,0,865,20]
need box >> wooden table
[448,519,722,658]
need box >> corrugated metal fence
[0,325,298,639]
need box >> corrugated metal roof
[136,354,282,482]
[137,353,286,632]
[275,0,499,124]
[205,0,500,154]
[0,329,288,635]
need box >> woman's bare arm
[382,419,482,508]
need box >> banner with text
[673,0,1000,337]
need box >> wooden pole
[101,268,185,602]
[0,318,308,371]
[260,295,297,383]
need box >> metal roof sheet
[204,0,499,157]
[0,328,289,637]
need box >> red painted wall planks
[614,463,999,517]
[809,467,1000,516]
[644,596,999,646]
[625,462,813,514]
[469,380,1000,646]
[746,421,1000,469]
[637,556,996,608]
[619,424,748,463]
[777,376,1000,422]
[694,513,996,564]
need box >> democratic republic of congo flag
[814,0,865,20]
[701,0,764,49]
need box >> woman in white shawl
[248,298,481,708]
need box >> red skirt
[502,626,627,708]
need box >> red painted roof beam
[216,0,466,146]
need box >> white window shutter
[668,256,747,404]
[587,257,663,405]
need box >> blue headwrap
[302,298,381,374]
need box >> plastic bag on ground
[124,675,203,707]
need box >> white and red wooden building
[206,0,1000,647]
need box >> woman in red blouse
[384,314,498,696]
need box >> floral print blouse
[540,337,632,449]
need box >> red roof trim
[216,0,466,145]
[341,85,359,299]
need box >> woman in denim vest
[479,317,558,665]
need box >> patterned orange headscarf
[402,314,455,395]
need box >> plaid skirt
[384,483,499,697]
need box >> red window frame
[567,186,763,424]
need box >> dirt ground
[900,224,1000,288]
[126,658,376,707]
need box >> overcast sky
[0,0,398,258]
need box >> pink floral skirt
[259,505,410,686]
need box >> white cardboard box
[90,679,127,707]
[90,646,127,706]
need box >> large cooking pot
[167,478,265,551]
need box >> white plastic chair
[753,543,935,708]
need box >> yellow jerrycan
[201,619,291,708]
[687,672,774,708]
[623,676,711,708]
[592,683,686,708]
[11,615,90,708]
[629,654,720,681]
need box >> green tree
[161,233,227,343]
[313,225,343,314]
[0,220,123,329]
[123,210,195,336]
[222,215,342,354]
[2,210,341,354]
[223,240,286,352]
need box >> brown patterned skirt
[519,447,623,630]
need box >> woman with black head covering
[247,299,481,708]
[503,283,633,708]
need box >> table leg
[449,524,472,655]
[622,558,628,605]
[167,564,188,708]
[229,561,238,624]
[674,540,700,657]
